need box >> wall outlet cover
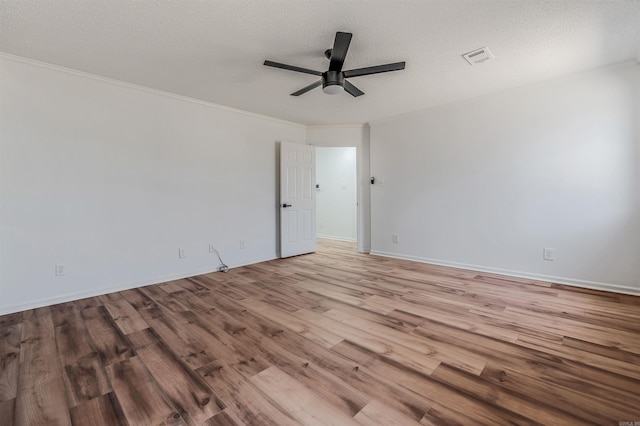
[543,248,555,261]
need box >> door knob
[282,203,292,208]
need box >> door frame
[305,125,371,253]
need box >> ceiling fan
[264,31,406,97]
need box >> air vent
[462,47,494,65]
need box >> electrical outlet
[543,248,554,261]
[209,244,215,253]
[240,240,246,249]
[178,248,186,258]
[392,233,400,243]
[55,264,65,276]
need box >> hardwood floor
[1,239,639,425]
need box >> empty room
[1,1,639,425]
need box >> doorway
[315,147,357,245]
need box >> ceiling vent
[462,47,493,65]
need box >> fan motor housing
[322,70,344,92]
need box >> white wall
[0,55,305,314]
[3,55,637,316]
[307,125,371,252]
[316,147,357,242]
[370,62,640,294]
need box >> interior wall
[316,147,357,242]
[306,125,371,252]
[370,61,640,294]
[0,55,306,314]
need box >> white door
[280,141,316,258]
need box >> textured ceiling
[1,0,639,125]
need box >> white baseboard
[369,250,640,296]
[317,234,357,243]
[0,256,277,316]
[5,250,636,316]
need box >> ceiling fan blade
[264,60,322,76]
[291,80,322,96]
[343,80,364,97]
[328,32,353,72]
[343,61,406,78]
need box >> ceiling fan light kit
[264,31,406,97]
[322,70,344,94]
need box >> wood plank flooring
[1,239,639,425]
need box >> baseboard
[369,250,640,297]
[317,234,357,243]
[0,255,277,316]
[5,250,636,315]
